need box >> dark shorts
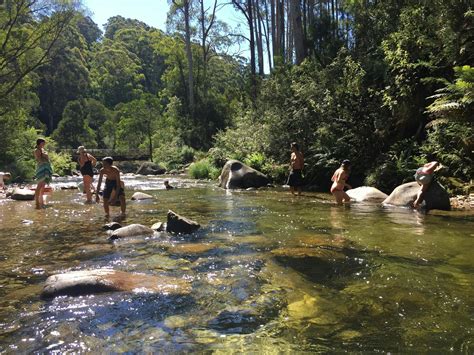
[287,169,304,187]
[103,179,124,199]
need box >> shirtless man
[96,157,126,216]
[287,142,304,196]
[0,172,11,190]
[330,160,352,205]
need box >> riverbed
[0,175,472,352]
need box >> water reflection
[0,176,473,352]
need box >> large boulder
[346,186,388,202]
[131,191,153,200]
[10,188,35,201]
[219,160,269,189]
[166,210,200,234]
[41,269,191,298]
[109,223,155,240]
[383,181,450,211]
[136,162,166,175]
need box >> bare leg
[413,184,429,208]
[290,187,295,195]
[84,175,93,203]
[35,181,45,209]
[119,194,126,215]
[297,187,302,196]
[332,190,344,205]
[342,191,351,203]
[103,199,110,216]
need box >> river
[0,175,472,352]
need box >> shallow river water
[0,175,472,352]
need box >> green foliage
[244,152,266,172]
[48,151,75,176]
[188,159,220,180]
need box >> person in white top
[0,172,11,190]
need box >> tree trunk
[291,0,305,64]
[184,0,194,118]
[270,0,277,65]
[263,0,273,71]
[255,0,265,75]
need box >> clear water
[0,175,472,352]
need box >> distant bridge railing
[60,149,151,161]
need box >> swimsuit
[103,179,124,199]
[330,169,347,193]
[414,168,433,185]
[288,169,304,187]
[79,155,94,177]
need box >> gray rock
[346,186,388,202]
[131,192,153,200]
[383,181,450,211]
[151,222,166,231]
[102,222,122,231]
[166,210,200,234]
[41,269,191,298]
[219,160,269,189]
[136,162,166,175]
[10,188,35,201]
[109,223,155,240]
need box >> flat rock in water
[166,210,200,234]
[41,269,191,298]
[383,181,450,211]
[218,160,269,189]
[102,222,122,231]
[109,224,155,240]
[346,186,388,202]
[131,192,154,200]
[10,188,35,201]
[168,243,217,255]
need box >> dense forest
[0,0,472,193]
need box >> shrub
[244,152,267,172]
[188,159,220,180]
[49,151,75,176]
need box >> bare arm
[96,170,103,201]
[423,161,439,174]
[89,154,97,167]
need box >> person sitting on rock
[164,180,175,190]
[330,160,352,205]
[413,161,441,209]
[96,157,126,216]
[0,172,11,191]
[287,142,304,196]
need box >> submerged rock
[41,269,191,298]
[271,247,347,260]
[166,210,200,234]
[10,188,35,201]
[346,186,388,202]
[383,181,450,211]
[168,243,218,255]
[131,191,153,200]
[136,162,166,175]
[102,222,122,231]
[218,160,269,189]
[109,224,155,240]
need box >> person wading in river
[330,160,352,205]
[34,138,53,209]
[412,161,441,209]
[96,157,126,216]
[288,142,304,196]
[77,146,97,203]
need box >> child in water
[96,157,126,216]
[330,160,352,205]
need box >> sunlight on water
[0,176,473,352]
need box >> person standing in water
[413,161,441,209]
[96,157,126,216]
[288,142,304,196]
[330,160,352,205]
[77,146,97,203]
[34,138,53,209]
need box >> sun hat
[77,146,86,154]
